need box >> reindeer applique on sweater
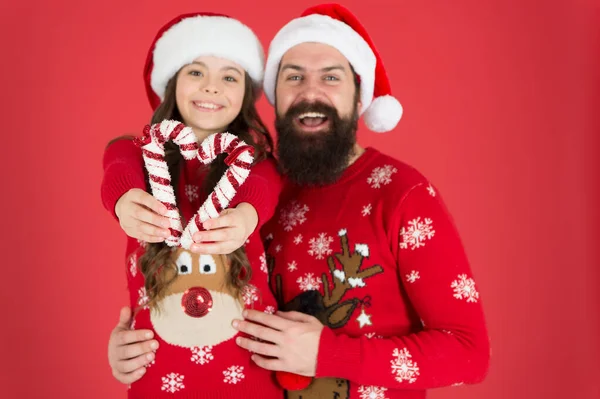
[268,229,384,399]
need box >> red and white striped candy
[137,120,255,249]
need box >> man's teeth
[195,102,220,109]
[299,112,326,119]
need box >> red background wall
[1,0,598,398]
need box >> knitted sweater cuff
[101,167,146,220]
[229,177,274,231]
[315,327,361,381]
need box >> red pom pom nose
[182,287,213,317]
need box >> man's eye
[287,75,302,81]
[324,75,339,81]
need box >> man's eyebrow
[280,64,305,73]
[320,65,346,73]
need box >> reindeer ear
[327,299,359,329]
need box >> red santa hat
[144,12,265,110]
[263,3,403,133]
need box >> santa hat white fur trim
[364,95,403,133]
[264,14,377,114]
[151,16,264,101]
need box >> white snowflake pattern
[367,165,397,188]
[293,234,303,245]
[391,348,420,383]
[358,385,389,399]
[242,285,259,305]
[427,184,436,197]
[275,244,282,253]
[288,260,298,272]
[406,270,420,283]
[362,204,372,216]
[399,217,435,250]
[451,274,479,303]
[264,306,276,314]
[190,346,214,365]
[129,253,138,277]
[308,233,334,259]
[137,287,149,309]
[223,365,245,384]
[259,253,268,274]
[161,373,185,393]
[185,184,200,202]
[365,332,384,339]
[279,201,309,231]
[297,273,322,291]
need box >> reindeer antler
[322,229,383,308]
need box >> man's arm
[234,183,490,389]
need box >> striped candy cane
[136,120,199,246]
[136,120,255,249]
[180,132,255,249]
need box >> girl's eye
[224,76,237,82]
[190,70,203,77]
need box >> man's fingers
[115,351,155,374]
[232,318,283,344]
[115,328,155,346]
[276,311,316,323]
[113,366,147,384]
[240,309,290,331]
[236,337,280,357]
[251,354,285,372]
[116,307,132,329]
[117,339,159,361]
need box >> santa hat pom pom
[275,371,313,391]
[363,95,403,133]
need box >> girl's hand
[115,188,171,242]
[190,203,258,254]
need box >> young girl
[101,13,283,398]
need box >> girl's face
[176,56,246,141]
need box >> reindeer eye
[175,251,193,275]
[199,255,217,274]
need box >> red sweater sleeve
[229,157,283,231]
[316,183,490,389]
[100,138,146,220]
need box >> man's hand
[232,310,324,376]
[190,203,258,254]
[108,307,159,384]
[115,188,170,242]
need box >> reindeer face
[150,248,243,348]
[286,377,349,399]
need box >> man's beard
[275,100,359,186]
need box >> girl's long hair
[109,69,273,309]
